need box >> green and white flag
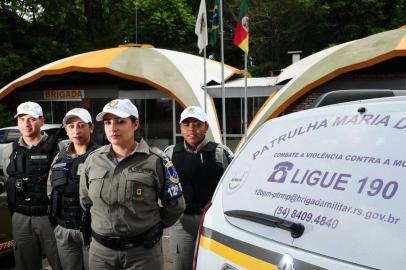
[195,0,208,53]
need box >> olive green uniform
[79,138,185,270]
[2,134,62,270]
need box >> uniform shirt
[164,137,234,170]
[79,138,185,237]
[1,133,50,180]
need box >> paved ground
[0,230,174,270]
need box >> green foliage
[1,0,406,84]
[0,103,14,127]
[247,0,406,75]
[121,0,196,51]
[0,0,197,88]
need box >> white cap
[62,108,92,125]
[14,101,43,118]
[96,99,139,121]
[180,106,207,123]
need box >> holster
[5,178,16,215]
[143,222,164,249]
[81,205,92,246]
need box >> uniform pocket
[88,169,108,200]
[123,170,157,207]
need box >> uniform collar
[66,141,94,157]
[102,138,150,157]
[18,132,48,148]
[134,138,150,154]
[183,136,208,154]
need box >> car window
[0,130,5,143]
[7,129,21,142]
[221,100,405,270]
[45,128,68,140]
[0,126,68,143]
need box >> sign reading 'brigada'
[43,90,84,100]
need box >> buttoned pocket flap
[128,167,155,186]
[88,169,108,199]
[50,169,67,187]
[122,170,156,205]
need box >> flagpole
[234,0,249,142]
[204,47,207,113]
[195,0,208,113]
[244,52,248,139]
[219,0,226,145]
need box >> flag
[209,0,219,46]
[234,0,249,53]
[195,0,208,54]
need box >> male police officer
[165,106,233,270]
[2,101,62,270]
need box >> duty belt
[92,231,146,250]
[56,217,82,230]
[15,205,48,216]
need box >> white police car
[194,96,406,270]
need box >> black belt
[56,217,82,230]
[92,231,146,250]
[15,205,48,216]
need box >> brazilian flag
[209,0,219,46]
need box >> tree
[0,102,14,127]
[0,0,197,87]
[247,0,406,76]
[120,0,196,51]
[1,0,406,86]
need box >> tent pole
[172,99,176,144]
[244,52,248,139]
[204,47,207,113]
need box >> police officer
[164,106,233,270]
[79,99,185,270]
[48,108,98,270]
[1,101,62,270]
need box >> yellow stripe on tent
[49,47,127,70]
[395,35,406,50]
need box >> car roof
[311,89,406,108]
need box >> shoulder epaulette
[150,146,167,159]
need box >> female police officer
[79,99,185,270]
[48,108,98,270]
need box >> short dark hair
[129,116,138,123]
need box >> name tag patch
[76,163,84,176]
[31,155,47,160]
